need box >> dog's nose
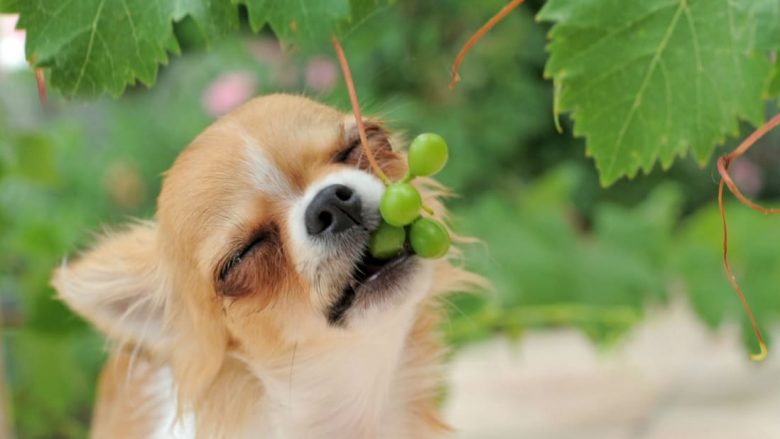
[305,184,363,236]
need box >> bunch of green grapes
[369,133,451,259]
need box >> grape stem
[401,171,432,214]
[448,0,525,90]
[716,112,780,362]
[331,35,391,185]
[34,68,48,108]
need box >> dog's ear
[52,222,167,347]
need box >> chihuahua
[53,94,480,439]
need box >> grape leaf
[17,0,177,97]
[239,0,386,45]
[346,0,394,35]
[173,0,239,44]
[751,0,780,51]
[0,0,18,13]
[11,0,386,96]
[770,62,780,98]
[538,0,779,186]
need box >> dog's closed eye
[333,139,360,164]
[220,232,267,278]
[334,122,395,168]
[217,228,271,296]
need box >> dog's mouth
[327,245,415,325]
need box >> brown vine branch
[717,112,780,362]
[448,0,525,90]
[331,35,390,185]
[35,68,48,108]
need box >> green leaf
[10,0,387,96]
[346,0,394,35]
[0,0,18,13]
[751,0,780,51]
[241,0,349,43]
[769,60,780,98]
[17,0,177,97]
[539,0,778,186]
[173,0,239,44]
[11,133,57,185]
[239,0,386,45]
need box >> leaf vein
[683,3,703,149]
[553,3,676,70]
[72,0,106,94]
[119,0,142,63]
[604,0,687,178]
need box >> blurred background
[2,1,780,438]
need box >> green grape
[380,183,422,226]
[407,133,448,177]
[369,221,406,259]
[409,218,450,259]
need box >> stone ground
[444,298,780,439]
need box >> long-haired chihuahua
[53,94,481,438]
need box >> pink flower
[202,71,257,117]
[305,57,337,92]
[730,158,763,197]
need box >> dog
[53,94,481,438]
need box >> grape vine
[330,35,389,184]
[717,114,780,361]
[448,0,525,90]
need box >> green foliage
[448,165,679,347]
[239,0,378,45]
[539,0,780,185]
[5,133,56,185]
[8,0,780,182]
[173,0,239,43]
[17,0,178,96]
[7,331,104,438]
[0,0,18,13]
[674,202,780,335]
[448,160,780,353]
[771,63,780,98]
[10,0,384,96]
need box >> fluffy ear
[52,221,167,348]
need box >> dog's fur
[53,95,480,439]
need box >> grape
[407,133,448,177]
[380,183,422,226]
[368,221,406,259]
[409,218,450,259]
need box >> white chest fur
[151,310,417,439]
[256,311,416,439]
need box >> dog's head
[53,95,468,407]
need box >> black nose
[305,184,363,236]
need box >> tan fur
[53,94,481,439]
[91,352,159,439]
